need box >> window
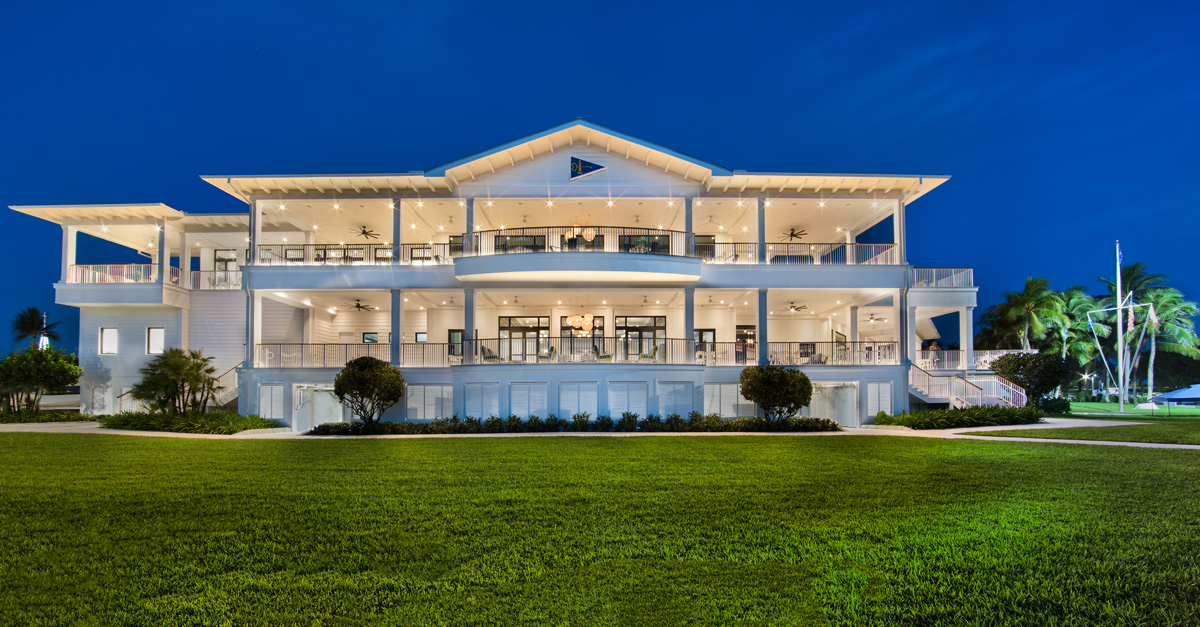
[99,328,118,355]
[499,317,550,362]
[509,383,548,419]
[867,381,892,417]
[363,332,379,344]
[658,382,694,417]
[146,327,164,354]
[258,384,284,422]
[559,382,598,417]
[608,381,648,417]
[448,329,464,356]
[560,315,604,339]
[704,383,757,418]
[415,332,427,343]
[464,382,499,419]
[407,384,453,420]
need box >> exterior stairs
[909,366,1027,408]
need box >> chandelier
[565,313,594,333]
[572,225,598,242]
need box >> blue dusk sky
[1,0,1197,353]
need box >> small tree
[333,356,405,424]
[990,352,1071,409]
[739,365,813,421]
[0,346,82,413]
[131,348,218,414]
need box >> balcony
[255,243,457,267]
[912,268,974,288]
[68,264,181,286]
[915,349,1035,371]
[256,343,459,368]
[190,271,243,290]
[758,243,898,266]
[767,341,900,366]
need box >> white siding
[188,292,246,369]
[464,382,499,418]
[608,382,648,417]
[261,298,304,343]
[79,307,183,378]
[559,382,598,418]
[509,382,548,419]
[657,381,693,417]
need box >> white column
[961,306,975,371]
[178,229,190,289]
[684,197,693,256]
[155,221,168,283]
[906,305,918,363]
[756,197,766,263]
[391,198,402,265]
[684,288,695,343]
[246,290,262,367]
[390,289,404,365]
[845,229,856,265]
[60,225,76,282]
[893,199,907,264]
[249,198,262,266]
[849,305,859,342]
[757,288,769,365]
[463,288,475,364]
[463,198,474,256]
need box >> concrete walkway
[2,417,1198,450]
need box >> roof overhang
[9,203,183,224]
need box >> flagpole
[1115,240,1124,413]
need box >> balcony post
[906,305,918,363]
[961,306,975,371]
[463,288,475,364]
[849,305,859,342]
[893,199,907,264]
[391,197,402,265]
[60,225,76,283]
[757,288,769,365]
[684,197,693,256]
[155,220,167,284]
[684,288,695,347]
[249,197,262,266]
[246,290,261,368]
[756,197,766,264]
[463,198,474,256]
[390,289,403,366]
[178,229,190,288]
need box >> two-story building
[12,120,1027,430]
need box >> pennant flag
[1117,242,1123,265]
[1128,308,1135,332]
[1149,304,1159,328]
[570,157,606,180]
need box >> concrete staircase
[909,366,1027,408]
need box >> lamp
[581,227,597,242]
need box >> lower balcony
[915,349,1036,371]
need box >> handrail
[68,264,158,284]
[467,226,694,257]
[912,268,974,288]
[767,341,900,366]
[190,270,243,290]
[213,361,243,405]
[762,243,898,266]
[254,243,456,267]
[465,337,695,365]
[255,343,459,368]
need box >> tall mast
[1115,240,1124,413]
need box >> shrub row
[875,406,1045,430]
[0,410,89,424]
[1038,397,1071,415]
[97,411,282,435]
[307,412,842,436]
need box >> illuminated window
[99,328,118,355]
[146,328,164,354]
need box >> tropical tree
[1098,263,1170,401]
[974,303,1022,350]
[130,348,219,414]
[1099,262,1167,304]
[333,356,405,424]
[739,365,813,421]
[1002,277,1062,350]
[1141,288,1200,399]
[0,346,82,413]
[1045,287,1110,390]
[12,306,61,347]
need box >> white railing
[912,268,974,288]
[974,349,1035,370]
[768,341,900,366]
[965,375,1028,407]
[255,243,456,267]
[168,266,181,286]
[68,264,157,284]
[468,226,694,257]
[213,362,242,406]
[698,243,758,265]
[949,376,984,408]
[256,344,459,368]
[190,271,243,290]
[763,243,898,266]
[916,350,965,371]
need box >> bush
[0,346,83,414]
[990,353,1071,408]
[98,411,281,435]
[876,406,1045,430]
[1039,397,1072,415]
[570,412,591,431]
[428,415,482,434]
[504,415,525,433]
[0,410,89,424]
[616,412,639,432]
[739,366,813,421]
[640,414,663,432]
[482,415,503,433]
[664,413,687,432]
[131,348,219,414]
[594,415,613,431]
[333,357,405,424]
[544,415,567,432]
[525,415,546,432]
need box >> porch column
[756,197,766,264]
[391,198,402,265]
[849,305,859,342]
[463,288,475,364]
[155,221,168,283]
[906,305,918,363]
[893,199,907,264]
[684,288,695,344]
[757,288,769,365]
[845,229,856,265]
[246,290,261,367]
[463,198,474,256]
[390,290,404,366]
[961,306,975,371]
[249,198,262,266]
[684,197,693,256]
[178,229,190,289]
[60,225,76,283]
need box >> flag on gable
[570,157,606,180]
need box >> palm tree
[12,307,61,347]
[1045,287,1110,397]
[1098,263,1169,400]
[1141,288,1200,399]
[1002,277,1062,350]
[974,303,1022,349]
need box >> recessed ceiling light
[313,225,319,230]
[281,237,288,242]
[411,224,416,229]
[279,204,286,210]
[333,203,339,209]
[736,200,744,207]
[547,200,554,207]
[388,203,395,209]
[602,300,607,304]
[667,200,674,206]
[606,200,614,207]
[765,201,772,207]
[819,201,826,207]
[486,200,494,207]
[417,201,424,207]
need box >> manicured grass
[0,410,87,424]
[973,417,1200,446]
[1,435,1199,625]
[97,411,282,435]
[1072,401,1200,417]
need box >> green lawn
[972,417,1200,446]
[1071,401,1200,417]
[2,435,1199,625]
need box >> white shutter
[465,383,499,418]
[613,382,649,416]
[407,385,426,420]
[867,382,892,416]
[735,384,757,418]
[436,386,452,418]
[424,386,439,419]
[704,384,719,416]
[658,382,693,417]
[578,383,597,417]
[258,384,283,421]
[559,382,598,417]
[510,383,529,418]
[529,383,547,418]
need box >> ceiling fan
[788,302,808,313]
[350,226,380,240]
[867,313,888,324]
[780,227,808,242]
[341,299,378,312]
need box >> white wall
[78,306,185,414]
[188,292,246,370]
[261,299,304,344]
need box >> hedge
[307,412,841,436]
[875,406,1045,430]
[0,410,90,424]
[97,411,282,435]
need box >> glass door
[498,317,550,362]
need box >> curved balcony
[456,226,701,285]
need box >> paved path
[3,417,1198,450]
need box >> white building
[11,120,1027,429]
